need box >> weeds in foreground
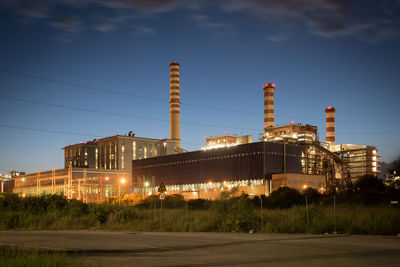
[0,247,91,267]
[0,192,399,235]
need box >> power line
[0,162,22,171]
[0,124,97,137]
[0,68,166,103]
[337,131,400,135]
[0,95,259,131]
[3,94,399,136]
[2,94,399,136]
[0,68,260,116]
[1,68,399,123]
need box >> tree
[388,156,400,180]
[354,175,385,194]
[303,188,322,204]
[266,187,303,209]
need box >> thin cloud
[17,2,50,18]
[2,0,400,43]
[51,15,82,33]
[89,0,180,13]
[218,0,400,42]
[132,25,155,36]
[193,14,236,36]
[93,20,116,32]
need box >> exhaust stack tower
[263,83,275,133]
[325,106,336,150]
[169,62,180,148]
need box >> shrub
[223,196,257,232]
[187,199,212,210]
[67,199,88,217]
[355,175,385,194]
[163,194,185,208]
[303,188,322,204]
[266,187,303,209]
[88,203,114,224]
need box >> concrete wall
[272,173,326,192]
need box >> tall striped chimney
[325,106,336,150]
[170,62,180,148]
[263,83,275,133]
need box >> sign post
[158,182,166,229]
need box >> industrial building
[203,134,252,150]
[12,167,129,202]
[11,62,380,201]
[63,134,175,188]
[13,134,176,200]
[132,142,302,198]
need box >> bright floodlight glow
[105,176,110,181]
[303,184,307,189]
[21,178,25,182]
[144,181,149,187]
[120,178,126,184]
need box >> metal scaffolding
[13,168,129,203]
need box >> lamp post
[260,194,263,229]
[303,184,310,233]
[333,186,337,234]
[144,181,149,198]
[104,176,109,201]
[119,178,126,205]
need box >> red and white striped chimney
[325,106,336,149]
[263,83,275,133]
[170,62,180,149]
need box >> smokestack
[263,83,275,133]
[325,106,336,149]
[170,62,180,148]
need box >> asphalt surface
[1,231,399,266]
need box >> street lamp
[144,181,150,198]
[119,178,126,205]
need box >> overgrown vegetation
[0,175,399,234]
[0,247,89,267]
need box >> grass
[0,247,91,267]
[0,193,399,235]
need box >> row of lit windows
[138,151,300,169]
[162,179,264,192]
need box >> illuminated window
[144,145,147,158]
[95,148,98,169]
[121,145,125,169]
[132,141,136,160]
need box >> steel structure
[13,167,129,203]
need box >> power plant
[9,62,380,201]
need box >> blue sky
[1,0,400,174]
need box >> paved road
[1,231,399,266]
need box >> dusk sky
[1,0,400,174]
